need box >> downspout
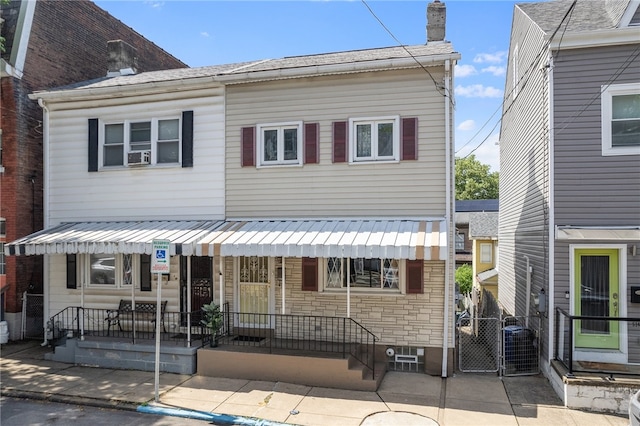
[281,256,285,314]
[547,54,556,364]
[38,98,49,346]
[524,255,531,328]
[187,256,191,346]
[442,58,453,377]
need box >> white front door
[237,256,273,327]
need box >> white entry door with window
[570,245,627,363]
[236,256,273,327]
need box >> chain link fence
[21,292,44,340]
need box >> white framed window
[349,116,400,163]
[455,232,465,251]
[480,243,493,264]
[256,122,303,167]
[601,83,640,156]
[83,253,137,288]
[101,117,182,167]
[323,257,402,293]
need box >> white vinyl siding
[225,69,448,218]
[46,88,225,223]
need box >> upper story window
[349,116,400,163]
[324,257,402,292]
[102,118,181,167]
[480,243,493,264]
[455,231,465,251]
[256,122,303,167]
[601,83,640,156]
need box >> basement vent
[386,346,425,373]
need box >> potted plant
[200,301,223,347]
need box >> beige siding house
[7,3,460,387]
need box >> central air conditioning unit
[127,150,150,166]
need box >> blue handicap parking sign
[156,250,166,260]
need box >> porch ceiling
[5,218,448,261]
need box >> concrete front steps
[197,347,386,391]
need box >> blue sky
[94,0,541,172]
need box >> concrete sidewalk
[0,340,628,425]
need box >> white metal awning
[477,268,498,283]
[6,219,448,261]
[196,219,447,260]
[5,220,226,256]
[555,226,640,241]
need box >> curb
[138,404,294,426]
[1,389,141,412]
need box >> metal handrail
[554,307,640,376]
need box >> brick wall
[1,0,187,315]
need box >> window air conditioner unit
[127,150,150,166]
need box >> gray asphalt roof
[40,43,457,93]
[469,212,499,239]
[518,0,631,33]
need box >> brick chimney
[107,40,138,76]
[427,0,446,43]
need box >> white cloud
[144,1,165,9]
[456,133,500,172]
[473,51,507,64]
[200,32,210,38]
[455,84,503,98]
[458,119,476,131]
[455,64,477,78]
[481,65,505,77]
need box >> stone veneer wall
[219,257,446,349]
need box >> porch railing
[47,307,208,347]
[218,306,379,379]
[554,307,640,376]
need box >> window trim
[601,82,640,156]
[321,257,405,294]
[99,116,183,168]
[480,243,493,264]
[256,121,303,168]
[349,116,400,163]
[82,253,139,289]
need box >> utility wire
[360,0,453,102]
[457,0,578,157]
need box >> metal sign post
[151,239,170,402]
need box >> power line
[360,0,453,101]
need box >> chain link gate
[457,316,501,372]
[21,292,44,340]
[501,316,540,376]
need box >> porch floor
[552,359,640,383]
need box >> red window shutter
[401,117,418,161]
[241,126,255,167]
[304,122,319,164]
[406,260,423,294]
[302,257,318,291]
[332,121,347,163]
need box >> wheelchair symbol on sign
[156,250,166,260]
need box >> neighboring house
[499,0,640,413]
[455,199,499,267]
[469,211,499,300]
[6,2,459,389]
[0,0,186,341]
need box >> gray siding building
[499,0,640,413]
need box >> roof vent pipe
[427,0,446,43]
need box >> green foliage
[0,0,9,53]
[455,264,473,295]
[455,155,499,200]
[200,301,223,333]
